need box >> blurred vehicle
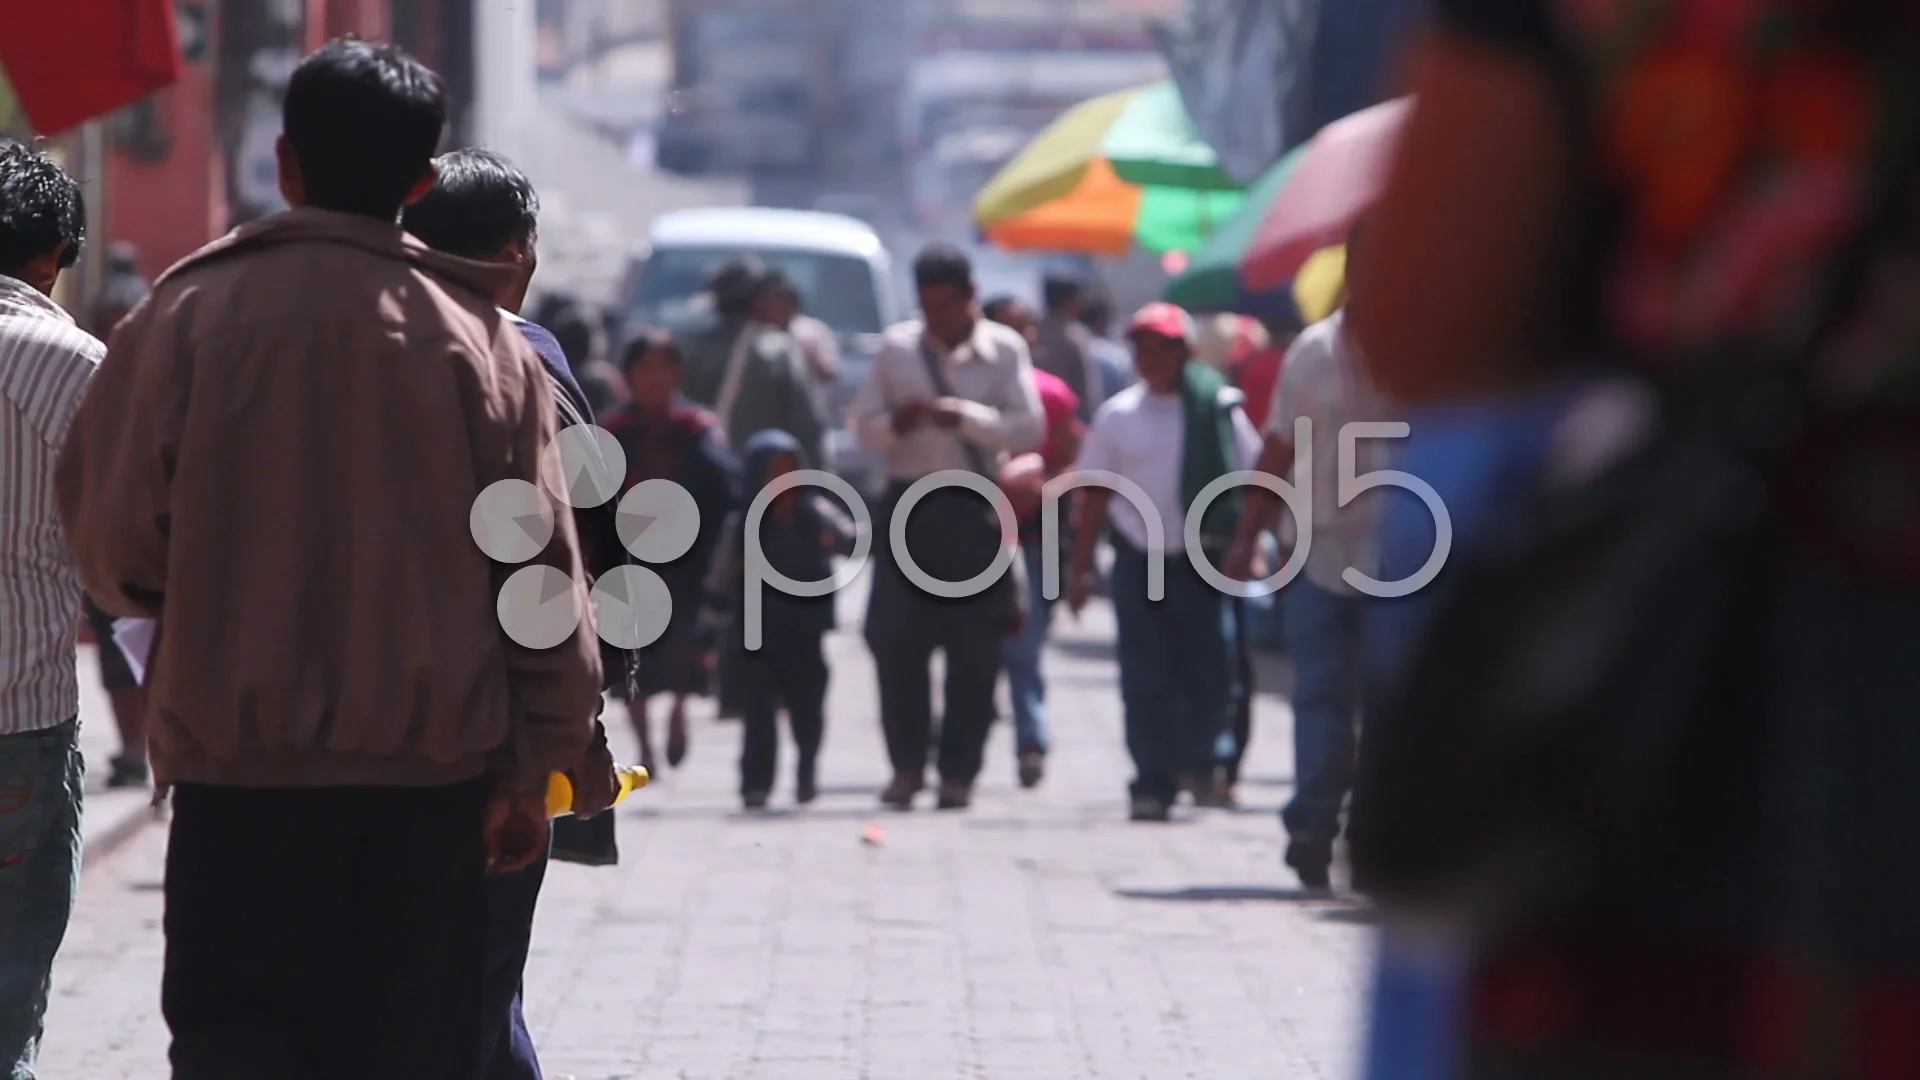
[620,206,899,497]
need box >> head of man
[913,242,975,347]
[0,140,84,296]
[710,256,770,323]
[277,38,448,222]
[621,329,683,413]
[1042,274,1084,321]
[1080,288,1115,338]
[1126,302,1197,395]
[401,148,539,312]
[757,271,801,329]
[980,294,1036,343]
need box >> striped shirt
[0,275,102,734]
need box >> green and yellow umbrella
[974,82,1243,256]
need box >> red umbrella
[0,0,182,136]
[1240,98,1411,293]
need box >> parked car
[621,207,899,498]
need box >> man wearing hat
[1066,303,1262,822]
[678,256,825,466]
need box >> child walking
[601,330,738,773]
[701,430,856,809]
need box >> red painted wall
[105,0,394,278]
[105,2,223,277]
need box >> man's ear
[401,162,439,207]
[20,242,69,295]
[276,135,306,207]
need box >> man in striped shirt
[0,140,102,1077]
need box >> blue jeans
[1280,577,1364,846]
[1360,387,1577,1080]
[1000,539,1053,756]
[1110,539,1240,802]
[0,719,82,1080]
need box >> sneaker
[935,780,973,811]
[1016,750,1045,790]
[1129,794,1171,822]
[1286,839,1334,893]
[742,790,770,810]
[879,773,922,810]
[107,755,149,790]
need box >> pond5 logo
[468,424,700,650]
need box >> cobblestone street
[41,597,1373,1079]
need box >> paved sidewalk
[42,598,1375,1079]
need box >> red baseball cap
[1126,302,1198,345]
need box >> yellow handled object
[545,764,650,818]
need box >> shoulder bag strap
[712,323,758,442]
[916,334,990,476]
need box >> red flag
[0,0,183,136]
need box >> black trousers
[1223,598,1255,786]
[866,566,1005,785]
[739,624,830,795]
[477,847,547,1080]
[164,780,490,1080]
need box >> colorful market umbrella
[1162,145,1308,311]
[973,81,1237,227]
[982,157,1243,257]
[0,0,182,137]
[1241,97,1411,292]
[1292,245,1348,325]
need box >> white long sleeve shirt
[849,317,1044,480]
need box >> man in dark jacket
[404,146,627,1080]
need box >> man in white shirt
[1225,295,1382,890]
[1066,303,1263,822]
[848,243,1043,811]
[0,140,102,1078]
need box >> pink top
[1032,366,1081,471]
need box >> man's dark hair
[401,148,538,258]
[1080,288,1115,335]
[283,38,448,220]
[550,306,598,371]
[913,242,973,293]
[762,268,801,303]
[1042,274,1083,315]
[620,327,683,373]
[709,256,770,317]
[980,295,1023,325]
[0,140,85,278]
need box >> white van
[620,207,899,495]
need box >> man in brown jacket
[55,40,603,1080]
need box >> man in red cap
[1066,302,1262,822]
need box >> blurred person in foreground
[402,146,625,1080]
[1032,274,1100,423]
[698,429,856,809]
[1226,225,1384,891]
[601,331,738,773]
[81,240,154,790]
[1352,1,1920,1076]
[0,139,102,1080]
[984,295,1083,789]
[56,40,603,1079]
[680,257,825,466]
[850,244,1042,810]
[1067,303,1260,821]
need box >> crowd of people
[9,0,1917,1075]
